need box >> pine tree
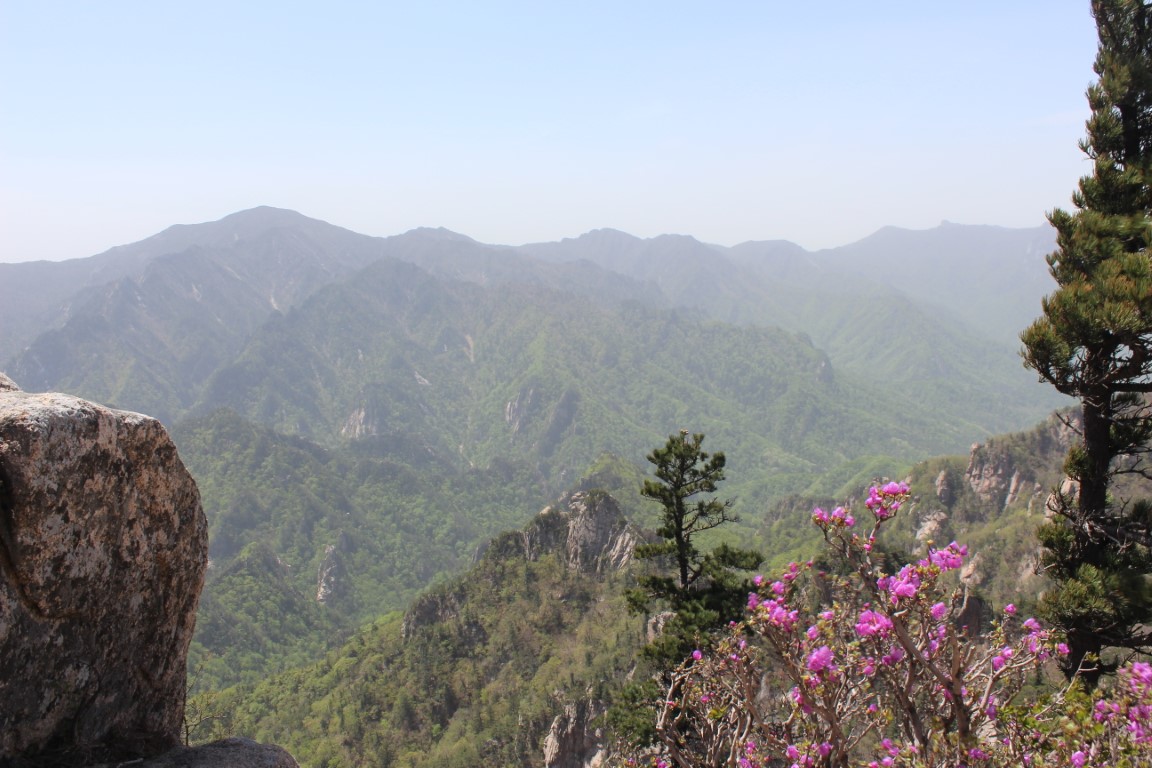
[610,431,761,748]
[1020,0,1152,687]
[627,430,761,664]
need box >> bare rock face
[959,551,985,587]
[963,411,1079,515]
[543,699,606,768]
[520,491,638,574]
[315,534,351,604]
[0,382,209,765]
[933,469,954,505]
[914,508,948,545]
[964,444,1017,509]
[404,490,638,639]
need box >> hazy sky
[1,2,1098,262]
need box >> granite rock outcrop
[0,379,208,765]
[403,490,637,639]
[85,738,299,768]
[543,699,606,768]
[519,490,638,574]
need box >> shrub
[623,483,1152,767]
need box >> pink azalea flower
[886,565,920,604]
[928,542,966,571]
[881,646,905,666]
[807,645,835,673]
[855,609,894,638]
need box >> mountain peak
[217,206,312,226]
[113,207,340,262]
[398,226,477,243]
[566,228,641,246]
[854,220,1046,245]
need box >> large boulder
[0,379,208,765]
[85,738,300,768]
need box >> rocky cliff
[404,490,638,640]
[517,490,638,574]
[892,410,1087,608]
[913,411,1079,540]
[959,411,1079,516]
[543,699,607,768]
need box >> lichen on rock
[0,380,208,765]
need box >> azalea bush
[623,483,1152,767]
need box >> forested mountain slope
[177,408,548,688]
[191,490,644,768]
[521,223,1061,432]
[173,265,965,687]
[189,407,1140,768]
[193,255,980,494]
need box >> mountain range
[0,206,1069,694]
[2,206,1061,432]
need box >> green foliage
[605,679,661,749]
[1020,0,1152,684]
[187,519,647,768]
[174,409,547,689]
[638,432,738,593]
[627,432,762,669]
[188,542,336,689]
[1036,521,1152,677]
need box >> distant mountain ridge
[2,206,1061,423]
[0,208,375,361]
[2,207,1054,358]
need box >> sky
[1,2,1100,262]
